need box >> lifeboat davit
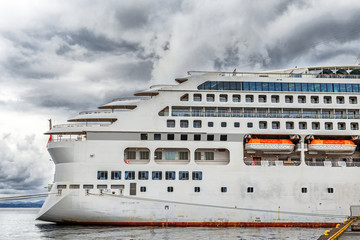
[308,139,356,154]
[245,138,295,154]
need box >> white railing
[79,110,113,115]
[53,122,112,128]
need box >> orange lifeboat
[245,138,295,154]
[308,139,356,154]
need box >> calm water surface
[0,208,327,240]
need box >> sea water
[0,208,327,240]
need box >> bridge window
[111,171,121,180]
[125,171,135,180]
[138,171,149,180]
[165,171,176,180]
[179,171,189,180]
[97,171,108,180]
[152,171,162,180]
[192,171,203,180]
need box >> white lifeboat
[307,139,356,155]
[245,138,294,154]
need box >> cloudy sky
[1,0,360,195]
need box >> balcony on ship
[154,148,190,164]
[194,148,230,165]
[124,148,150,164]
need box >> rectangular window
[204,152,214,160]
[206,94,215,102]
[83,184,94,189]
[327,188,334,193]
[138,171,149,180]
[258,95,266,103]
[167,120,175,128]
[194,187,200,192]
[167,186,174,192]
[325,122,333,130]
[259,121,267,129]
[312,122,320,130]
[195,152,202,160]
[167,134,175,140]
[272,121,280,129]
[193,120,202,128]
[97,171,108,180]
[111,171,121,180]
[220,94,228,102]
[271,95,279,103]
[179,171,189,180]
[126,151,136,159]
[152,171,162,180]
[221,187,227,193]
[207,134,214,141]
[299,122,307,130]
[247,187,254,193]
[324,96,332,104]
[301,187,307,193]
[286,122,294,129]
[246,95,254,102]
[193,94,202,101]
[232,95,240,102]
[140,133,148,140]
[247,122,253,128]
[154,134,161,140]
[181,134,188,140]
[140,186,146,192]
[285,95,293,103]
[178,152,188,160]
[192,171,203,180]
[221,122,227,127]
[351,123,359,130]
[208,122,214,127]
[350,97,357,104]
[338,122,346,130]
[180,120,189,128]
[125,171,135,180]
[69,184,80,189]
[311,96,319,103]
[234,122,240,128]
[194,134,201,141]
[139,151,149,160]
[155,151,162,160]
[165,171,176,180]
[165,152,175,160]
[220,135,227,141]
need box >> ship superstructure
[38,66,360,226]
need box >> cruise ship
[37,66,360,227]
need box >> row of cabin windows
[257,121,358,130]
[167,120,240,128]
[188,93,357,105]
[97,170,203,180]
[197,81,360,93]
[141,133,228,141]
[57,184,335,194]
[127,150,215,161]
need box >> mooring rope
[88,192,348,218]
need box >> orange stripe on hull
[59,221,338,228]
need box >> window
[221,122,227,127]
[220,135,227,141]
[167,134,175,140]
[220,94,228,102]
[181,134,188,141]
[167,186,174,192]
[327,188,334,193]
[83,184,94,189]
[139,151,149,160]
[336,96,344,104]
[165,171,176,180]
[299,122,307,130]
[138,171,149,180]
[232,95,240,102]
[325,122,333,130]
[338,122,346,130]
[272,121,280,129]
[258,95,266,103]
[301,187,307,193]
[126,151,136,159]
[194,134,201,141]
[111,171,121,180]
[298,96,306,103]
[247,122,253,128]
[207,135,214,141]
[180,120,188,128]
[350,96,357,104]
[324,96,332,104]
[194,187,200,192]
[179,171,189,180]
[152,171,162,180]
[178,152,188,160]
[259,121,267,129]
[195,152,201,160]
[155,151,162,160]
[192,171,203,180]
[206,94,215,102]
[247,187,254,193]
[234,122,240,128]
[154,134,161,140]
[180,94,189,101]
[286,121,294,129]
[221,187,227,193]
[208,122,214,127]
[311,96,319,103]
[140,133,148,140]
[351,122,359,130]
[140,186,146,192]
[312,122,320,130]
[69,184,80,189]
[193,120,202,128]
[204,152,214,160]
[165,152,175,160]
[125,171,135,180]
[97,184,107,189]
[97,171,108,180]
[193,94,202,101]
[167,120,175,128]
[285,95,293,103]
[271,95,279,103]
[246,95,254,102]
